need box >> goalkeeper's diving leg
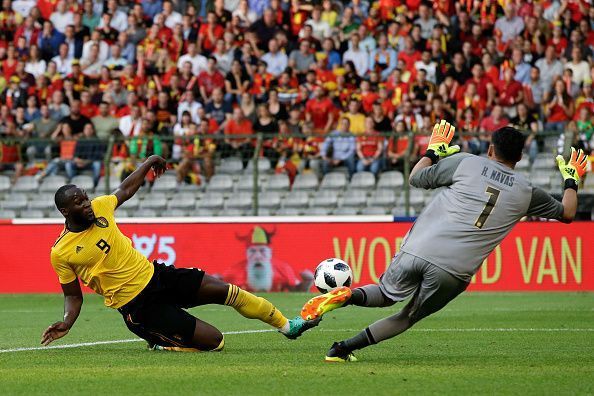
[323,253,468,362]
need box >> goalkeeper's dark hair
[491,126,526,164]
[55,184,76,209]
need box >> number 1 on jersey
[475,186,501,229]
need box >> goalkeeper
[300,121,586,362]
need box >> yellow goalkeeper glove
[556,147,587,191]
[425,120,460,163]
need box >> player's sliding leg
[325,265,468,362]
[300,284,395,320]
[196,275,320,339]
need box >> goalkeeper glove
[556,147,587,191]
[425,120,460,164]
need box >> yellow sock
[225,285,289,329]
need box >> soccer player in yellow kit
[42,155,319,351]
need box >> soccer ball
[314,258,353,293]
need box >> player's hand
[556,147,587,183]
[41,321,70,346]
[427,120,460,158]
[148,155,167,178]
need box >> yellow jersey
[50,195,154,308]
[342,112,366,135]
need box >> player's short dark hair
[491,126,526,164]
[55,184,76,210]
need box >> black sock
[345,288,366,307]
[342,328,375,351]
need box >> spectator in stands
[394,100,424,133]
[118,104,142,138]
[343,33,368,77]
[495,4,524,44]
[222,106,254,167]
[535,46,564,96]
[198,57,225,102]
[479,105,509,152]
[92,101,118,139]
[305,86,335,135]
[356,117,384,176]
[53,99,90,139]
[511,102,540,163]
[342,98,366,135]
[205,88,232,132]
[497,67,524,118]
[65,123,105,187]
[261,38,288,77]
[386,120,413,173]
[544,79,575,134]
[565,47,591,85]
[321,117,356,176]
[224,59,250,104]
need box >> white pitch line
[1,328,593,354]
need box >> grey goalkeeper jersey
[402,153,564,282]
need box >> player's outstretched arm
[113,155,166,208]
[556,147,587,223]
[409,120,460,185]
[41,279,83,346]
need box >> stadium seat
[341,190,368,207]
[221,208,246,216]
[24,210,45,219]
[47,208,63,218]
[152,175,178,192]
[0,175,10,195]
[333,207,359,215]
[139,193,168,210]
[368,190,396,207]
[320,172,347,191]
[71,175,95,191]
[283,191,310,208]
[349,172,375,190]
[377,171,404,190]
[120,195,140,210]
[39,175,67,193]
[218,157,244,174]
[167,193,196,210]
[392,207,416,217]
[236,176,262,192]
[245,157,272,173]
[532,157,555,170]
[304,207,331,216]
[397,190,425,208]
[515,157,531,171]
[195,208,217,216]
[311,190,339,208]
[292,173,318,191]
[265,174,290,192]
[254,208,272,216]
[362,207,387,215]
[1,193,29,210]
[161,209,187,217]
[0,209,16,218]
[134,209,158,217]
[225,193,253,210]
[12,176,39,193]
[198,192,224,210]
[258,191,282,209]
[206,175,234,193]
[276,207,301,216]
[115,209,130,217]
[178,183,203,192]
[531,173,551,190]
[29,193,56,211]
[96,176,121,191]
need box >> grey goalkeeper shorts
[378,252,469,319]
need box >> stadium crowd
[0,0,593,187]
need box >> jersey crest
[95,217,109,228]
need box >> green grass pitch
[0,292,593,395]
